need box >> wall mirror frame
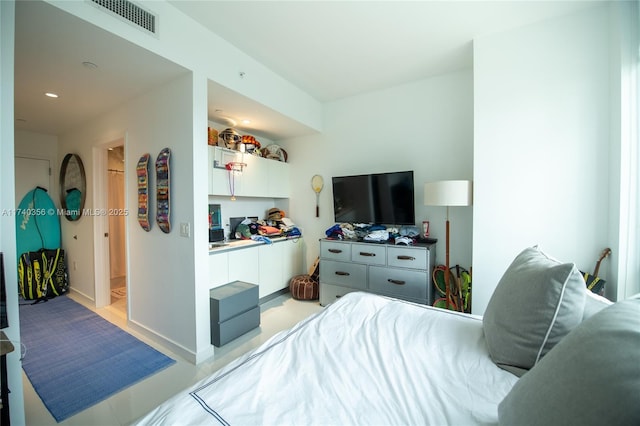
[59,153,86,221]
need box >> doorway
[107,145,127,313]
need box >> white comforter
[136,292,518,425]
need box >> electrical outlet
[180,222,191,237]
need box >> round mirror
[59,153,86,221]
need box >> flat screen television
[332,171,415,225]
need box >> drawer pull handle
[359,252,376,257]
[328,249,343,254]
[397,255,415,261]
[388,279,406,285]
[335,271,350,276]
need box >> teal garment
[65,188,82,220]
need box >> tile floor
[22,291,324,425]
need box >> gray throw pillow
[499,299,640,425]
[483,246,586,376]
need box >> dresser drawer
[387,246,428,270]
[319,283,360,307]
[320,241,351,262]
[319,260,367,290]
[368,266,428,302]
[351,243,386,265]
[212,306,260,347]
[209,281,259,322]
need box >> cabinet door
[282,238,304,282]
[209,147,239,196]
[237,154,268,197]
[208,147,215,195]
[229,246,260,285]
[208,252,229,289]
[258,243,284,298]
[268,160,290,198]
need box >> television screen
[332,171,415,225]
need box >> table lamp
[424,180,473,310]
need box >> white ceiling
[171,0,602,103]
[14,0,602,140]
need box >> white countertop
[208,236,295,253]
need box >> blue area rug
[19,295,175,422]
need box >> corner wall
[282,70,474,272]
[473,5,613,314]
[57,72,200,359]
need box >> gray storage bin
[210,281,260,347]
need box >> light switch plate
[180,222,190,237]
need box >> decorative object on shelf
[422,220,430,238]
[207,127,219,146]
[424,180,473,311]
[155,148,171,233]
[242,135,261,153]
[59,153,86,221]
[311,174,324,217]
[219,128,241,150]
[136,153,151,231]
[262,144,287,162]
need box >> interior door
[14,156,51,206]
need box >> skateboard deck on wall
[136,154,151,231]
[155,148,171,233]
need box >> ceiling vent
[89,0,157,35]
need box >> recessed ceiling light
[45,92,59,98]
[242,119,251,125]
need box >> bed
[136,246,640,426]
[137,291,517,425]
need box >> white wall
[282,69,474,271]
[0,2,26,424]
[473,5,613,314]
[14,130,59,202]
[57,73,202,360]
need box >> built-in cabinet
[208,146,290,198]
[208,238,304,299]
[319,239,436,306]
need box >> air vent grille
[90,0,156,34]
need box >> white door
[15,156,51,206]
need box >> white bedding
[136,292,518,425]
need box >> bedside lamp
[424,180,473,310]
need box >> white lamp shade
[424,180,473,207]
